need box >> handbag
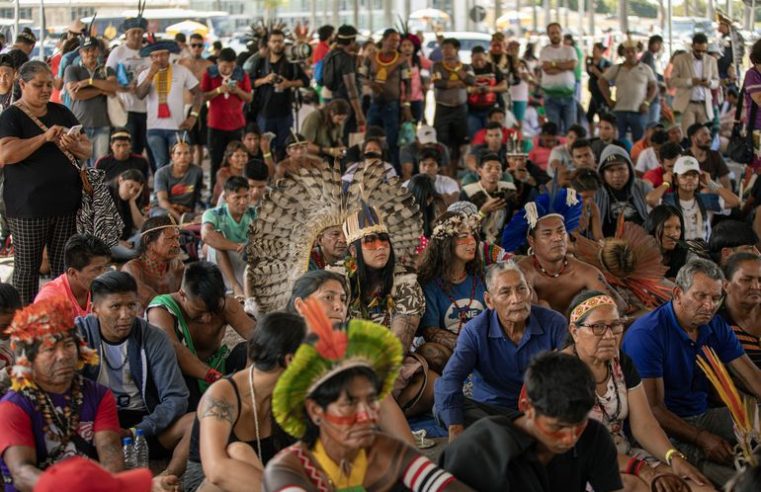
[727,78,757,164]
[107,95,128,127]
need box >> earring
[314,418,321,425]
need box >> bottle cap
[135,429,144,437]
[122,437,133,445]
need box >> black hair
[91,271,138,301]
[419,146,441,162]
[224,175,249,194]
[138,216,174,256]
[64,234,111,271]
[110,127,132,143]
[247,312,306,371]
[724,252,761,282]
[244,122,261,136]
[659,142,682,161]
[471,45,486,55]
[708,220,759,261]
[487,107,506,118]
[570,168,602,192]
[692,33,708,45]
[479,152,501,167]
[269,29,286,39]
[441,38,460,49]
[117,168,146,186]
[182,261,227,314]
[0,54,15,69]
[212,40,223,50]
[648,35,663,48]
[571,138,592,151]
[751,39,761,65]
[189,33,204,41]
[382,28,398,40]
[0,283,21,314]
[317,25,335,42]
[286,270,349,314]
[174,33,186,43]
[650,129,668,145]
[365,125,386,139]
[485,121,503,132]
[245,159,269,181]
[687,122,708,139]
[302,365,381,447]
[524,351,595,423]
[567,124,587,139]
[407,174,440,237]
[335,25,358,46]
[563,33,575,45]
[599,112,617,126]
[541,121,558,135]
[351,237,396,307]
[593,42,606,52]
[16,27,36,45]
[218,47,236,62]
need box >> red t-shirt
[313,41,330,65]
[49,53,62,104]
[642,167,675,193]
[470,127,519,146]
[201,71,252,131]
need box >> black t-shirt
[328,49,358,101]
[250,56,309,118]
[440,411,622,492]
[0,103,82,218]
[685,149,730,181]
[95,154,150,182]
[108,184,133,240]
[620,352,642,389]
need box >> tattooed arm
[95,430,124,473]
[2,446,42,492]
[198,378,266,492]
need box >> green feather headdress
[272,298,403,439]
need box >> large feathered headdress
[246,162,422,313]
[501,187,582,252]
[272,298,403,439]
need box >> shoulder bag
[727,73,757,164]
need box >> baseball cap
[598,144,632,172]
[673,156,701,175]
[417,125,437,145]
[35,457,152,492]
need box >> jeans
[208,127,244,195]
[110,231,142,262]
[677,407,737,486]
[410,100,424,124]
[544,94,577,134]
[467,108,490,140]
[367,99,401,171]
[125,111,148,156]
[614,110,647,142]
[85,126,110,168]
[648,99,661,125]
[256,113,294,160]
[147,129,181,170]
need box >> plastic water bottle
[134,429,149,468]
[122,437,136,470]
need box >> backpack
[322,50,340,92]
[314,58,325,86]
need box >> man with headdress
[716,11,743,86]
[0,297,123,491]
[503,188,626,314]
[64,34,118,166]
[135,38,201,171]
[2,28,35,56]
[308,225,347,271]
[106,2,151,156]
[121,216,186,310]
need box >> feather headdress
[246,161,422,313]
[501,187,581,252]
[122,0,148,32]
[272,298,403,439]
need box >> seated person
[505,148,540,209]
[122,216,185,310]
[570,169,604,241]
[465,122,511,176]
[108,169,147,262]
[707,220,759,267]
[527,121,562,172]
[146,261,255,410]
[622,259,761,485]
[595,145,651,236]
[646,204,690,279]
[630,121,664,164]
[685,123,731,189]
[399,124,451,181]
[94,129,150,182]
[403,146,459,205]
[440,352,623,492]
[0,298,122,490]
[548,124,586,177]
[634,128,668,177]
[35,233,111,319]
[211,141,249,206]
[274,132,323,179]
[0,283,21,395]
[183,312,305,492]
[562,291,710,491]
[300,99,350,163]
[308,225,347,271]
[460,152,518,244]
[242,122,275,179]
[434,263,567,440]
[244,158,269,208]
[470,106,516,146]
[33,456,178,492]
[719,253,761,378]
[78,271,193,478]
[202,176,257,298]
[342,137,397,187]
[569,138,598,172]
[643,141,681,194]
[591,113,631,162]
[151,140,204,223]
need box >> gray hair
[18,60,51,83]
[485,261,527,292]
[675,258,725,292]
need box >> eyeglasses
[577,319,628,336]
[190,43,204,48]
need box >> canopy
[165,20,208,36]
[409,8,451,21]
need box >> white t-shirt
[138,62,198,131]
[691,57,707,101]
[106,44,151,113]
[97,340,146,412]
[635,147,660,173]
[403,174,460,195]
[539,45,577,95]
[510,64,530,102]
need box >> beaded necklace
[23,375,85,447]
[374,51,400,83]
[531,254,568,278]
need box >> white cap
[673,156,701,175]
[417,125,437,145]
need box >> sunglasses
[190,43,204,48]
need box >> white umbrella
[409,8,451,21]
[165,20,209,36]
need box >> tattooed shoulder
[200,396,236,424]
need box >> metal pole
[727,0,732,20]
[353,0,359,27]
[517,0,522,36]
[310,0,316,31]
[38,0,45,60]
[383,0,392,29]
[668,0,673,56]
[707,0,714,27]
[588,0,594,40]
[619,0,628,35]
[578,0,584,43]
[543,0,550,28]
[13,0,19,43]
[533,2,538,32]
[495,0,502,31]
[368,0,374,33]
[562,0,568,28]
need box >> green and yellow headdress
[272,298,403,439]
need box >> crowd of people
[0,5,760,492]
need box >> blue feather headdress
[501,187,583,252]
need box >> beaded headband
[431,213,480,241]
[569,295,617,324]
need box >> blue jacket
[77,314,189,437]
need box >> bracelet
[643,100,651,107]
[204,368,222,384]
[665,448,686,466]
[661,181,671,188]
[217,87,222,94]
[402,101,411,107]
[88,77,93,86]
[190,111,199,118]
[633,460,646,477]
[263,152,272,158]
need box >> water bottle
[122,437,136,470]
[134,429,149,468]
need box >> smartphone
[262,132,276,141]
[67,125,83,135]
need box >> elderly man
[622,258,761,485]
[434,262,567,442]
[0,297,123,491]
[308,225,348,271]
[122,216,185,310]
[719,253,761,373]
[78,271,192,478]
[146,261,254,410]
[669,33,720,134]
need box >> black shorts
[186,104,208,146]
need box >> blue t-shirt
[421,274,487,334]
[621,301,744,418]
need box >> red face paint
[322,409,375,426]
[360,238,389,251]
[455,235,476,246]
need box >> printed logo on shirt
[444,299,486,333]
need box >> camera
[225,78,237,88]
[284,43,312,63]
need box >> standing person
[740,39,761,170]
[467,46,507,140]
[0,53,21,249]
[319,25,365,138]
[717,12,743,87]
[135,39,201,171]
[432,38,475,177]
[64,36,117,167]
[363,28,412,173]
[598,40,657,143]
[179,34,213,168]
[508,41,532,124]
[312,24,334,101]
[400,31,430,125]
[106,9,151,157]
[563,34,584,102]
[202,48,252,195]
[640,35,664,124]
[586,43,612,126]
[539,23,577,133]
[0,60,92,305]
[669,33,720,134]
[250,29,309,157]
